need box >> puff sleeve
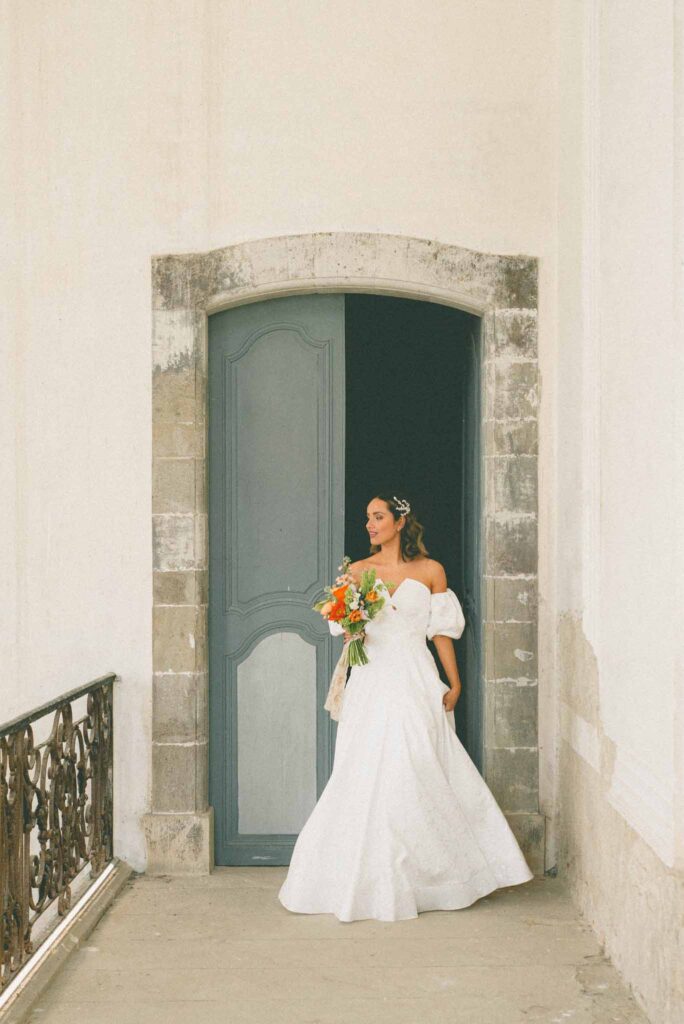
[426,588,466,640]
[328,618,344,636]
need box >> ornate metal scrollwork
[0,674,115,992]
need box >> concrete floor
[25,869,649,1024]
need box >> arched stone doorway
[145,232,543,874]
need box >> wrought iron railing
[0,673,116,993]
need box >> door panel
[208,294,345,866]
[236,632,317,834]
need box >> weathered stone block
[405,237,495,306]
[286,233,316,280]
[496,259,538,308]
[195,458,207,512]
[486,455,537,514]
[485,748,539,812]
[195,514,208,569]
[152,421,204,458]
[313,231,379,279]
[152,255,194,311]
[484,576,538,621]
[194,606,208,672]
[153,569,197,606]
[485,515,537,576]
[142,808,214,875]
[152,308,197,373]
[246,235,291,284]
[484,418,538,456]
[489,308,538,360]
[196,568,209,604]
[151,741,208,813]
[486,680,538,748]
[195,372,207,424]
[153,458,196,514]
[153,605,201,673]
[153,514,196,571]
[487,361,539,420]
[484,620,538,680]
[190,246,254,302]
[152,672,207,744]
[195,319,208,378]
[152,366,196,424]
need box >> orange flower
[366,590,378,602]
[348,609,363,622]
[328,584,349,622]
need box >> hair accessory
[392,495,411,516]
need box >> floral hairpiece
[392,495,411,516]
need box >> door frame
[145,231,544,875]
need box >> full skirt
[277,635,534,922]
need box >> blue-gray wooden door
[208,294,345,866]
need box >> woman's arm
[429,560,462,712]
[432,634,462,707]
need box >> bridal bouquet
[313,555,393,668]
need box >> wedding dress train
[277,577,534,922]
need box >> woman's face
[366,497,402,546]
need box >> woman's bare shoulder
[347,556,380,582]
[425,558,448,592]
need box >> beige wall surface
[2,0,558,871]
[554,2,684,1021]
[3,2,683,1017]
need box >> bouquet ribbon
[323,640,350,721]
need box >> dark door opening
[344,294,482,762]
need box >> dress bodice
[328,576,465,645]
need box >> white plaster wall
[2,0,210,869]
[555,1,684,1019]
[204,0,556,255]
[2,0,559,873]
[599,0,679,864]
[5,0,682,1012]
[557,0,682,869]
[0,0,19,717]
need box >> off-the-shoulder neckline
[376,576,445,599]
[350,572,450,600]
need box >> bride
[278,491,534,922]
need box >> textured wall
[2,0,558,873]
[3,1,683,1015]
[554,2,684,1021]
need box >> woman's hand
[442,687,459,713]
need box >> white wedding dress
[277,577,534,922]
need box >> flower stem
[347,637,369,666]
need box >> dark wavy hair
[367,491,430,562]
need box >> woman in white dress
[278,491,534,922]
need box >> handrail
[0,672,118,993]
[0,673,117,738]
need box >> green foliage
[312,555,395,627]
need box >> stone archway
[144,232,543,874]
